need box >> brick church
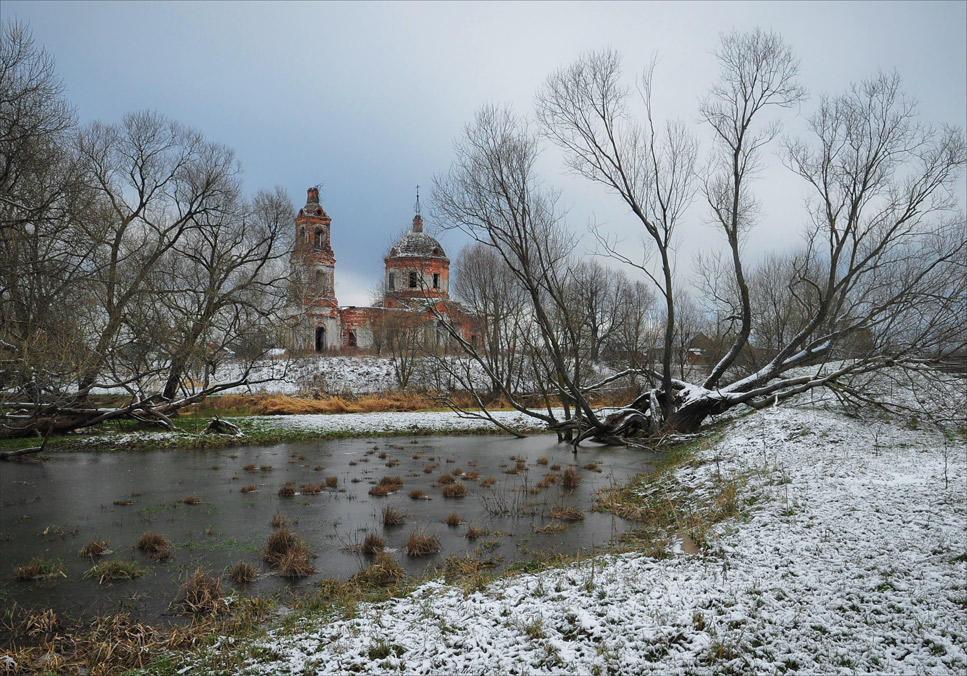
[288,187,477,353]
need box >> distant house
[287,187,477,353]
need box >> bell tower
[291,186,337,310]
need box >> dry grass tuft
[175,569,227,615]
[436,473,455,484]
[537,472,561,488]
[113,499,133,506]
[79,539,108,558]
[278,484,295,497]
[243,464,256,472]
[445,513,461,527]
[361,533,385,556]
[549,505,585,521]
[241,485,257,493]
[137,532,173,560]
[228,561,258,584]
[324,476,338,489]
[260,465,273,471]
[313,465,324,471]
[381,505,405,526]
[550,463,561,471]
[180,496,201,505]
[271,513,290,528]
[350,551,404,588]
[409,489,429,500]
[583,462,602,473]
[465,526,484,540]
[464,471,480,481]
[441,482,468,498]
[452,467,464,476]
[536,457,549,465]
[300,483,322,495]
[561,468,581,488]
[263,528,315,577]
[535,522,567,534]
[423,464,437,474]
[368,484,393,497]
[480,477,496,488]
[404,529,440,557]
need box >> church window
[388,272,395,290]
[433,273,440,289]
[409,271,418,288]
[347,329,357,347]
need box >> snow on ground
[236,398,967,675]
[247,408,553,436]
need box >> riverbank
[192,397,966,675]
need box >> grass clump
[381,505,405,526]
[180,496,202,505]
[361,533,385,556]
[85,560,144,584]
[409,489,429,500]
[324,476,338,489]
[241,485,257,493]
[404,529,440,557]
[137,531,173,561]
[442,482,468,498]
[263,528,315,578]
[480,477,496,488]
[278,484,296,497]
[14,557,65,581]
[465,526,484,540]
[536,457,549,465]
[228,561,258,584]
[300,483,322,495]
[436,473,455,485]
[175,569,227,615]
[79,539,109,558]
[549,505,585,521]
[350,552,404,589]
[445,513,461,527]
[561,468,581,488]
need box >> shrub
[405,529,440,557]
[561,468,581,488]
[381,505,405,526]
[228,561,258,584]
[137,532,173,560]
[442,482,467,498]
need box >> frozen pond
[0,434,655,627]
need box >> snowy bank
[234,399,966,675]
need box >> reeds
[14,557,65,581]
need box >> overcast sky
[7,1,966,305]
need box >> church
[288,187,477,353]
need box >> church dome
[387,215,448,260]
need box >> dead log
[202,416,241,436]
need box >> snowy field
[233,396,966,675]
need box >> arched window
[432,273,440,289]
[388,272,395,290]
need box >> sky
[6,1,966,305]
